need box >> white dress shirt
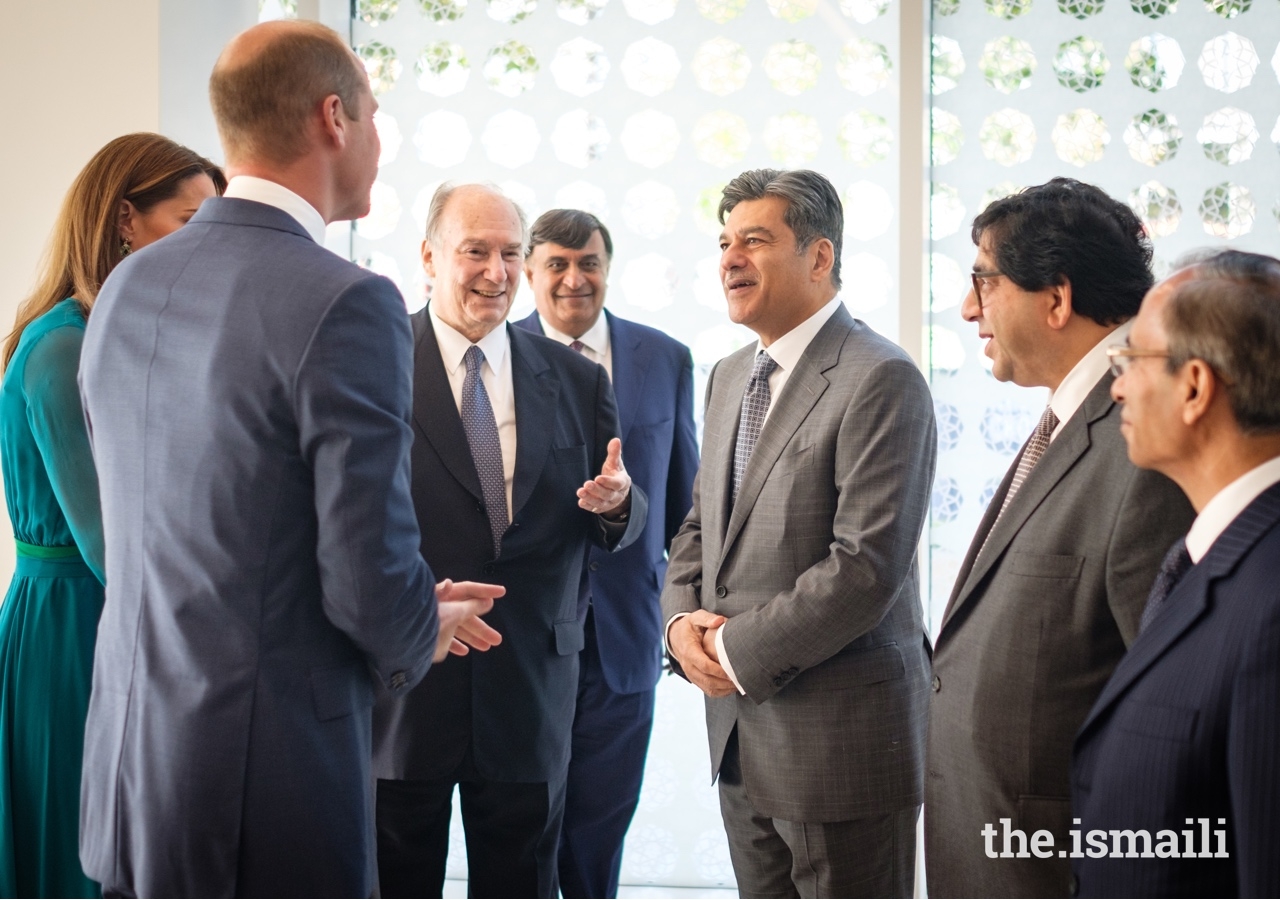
[669,295,845,694]
[222,175,327,245]
[1185,455,1280,563]
[538,312,613,380]
[1046,319,1133,442]
[428,304,518,521]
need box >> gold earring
[120,238,132,257]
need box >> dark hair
[210,20,369,166]
[1164,250,1280,434]
[6,133,225,368]
[971,177,1153,326]
[718,169,843,289]
[527,208,612,259]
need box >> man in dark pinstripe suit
[1073,250,1280,898]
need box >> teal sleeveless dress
[0,299,104,897]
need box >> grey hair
[1163,250,1280,434]
[423,181,529,249]
[718,169,843,289]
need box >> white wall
[0,1,162,585]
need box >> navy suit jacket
[372,310,647,784]
[78,199,440,896]
[1072,480,1280,898]
[515,310,698,694]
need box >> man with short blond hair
[79,22,501,897]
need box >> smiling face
[423,186,524,343]
[718,195,833,345]
[524,230,609,339]
[960,234,1058,387]
[120,172,218,251]
[1111,270,1196,474]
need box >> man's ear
[809,237,835,284]
[319,94,348,150]
[420,238,436,279]
[1181,359,1218,427]
[1045,279,1074,331]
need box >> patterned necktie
[977,405,1059,559]
[461,345,507,556]
[732,351,778,502]
[570,340,585,353]
[1138,537,1193,633]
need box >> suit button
[390,671,407,690]
[715,585,728,598]
[787,666,798,676]
[589,561,599,572]
[1068,873,1079,897]
[772,676,783,686]
[482,563,496,576]
[931,675,941,692]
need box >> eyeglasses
[1106,344,1170,378]
[970,270,1004,308]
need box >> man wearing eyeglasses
[1072,250,1280,897]
[925,178,1194,898]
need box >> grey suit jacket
[78,198,441,897]
[662,304,936,822]
[925,373,1194,899]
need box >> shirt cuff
[714,625,746,696]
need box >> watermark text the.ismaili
[981,818,1229,859]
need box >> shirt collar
[428,302,510,376]
[222,175,327,245]
[1185,455,1280,563]
[755,296,843,372]
[539,311,610,357]
[1049,319,1132,433]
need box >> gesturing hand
[577,437,631,518]
[669,609,736,698]
[433,579,505,662]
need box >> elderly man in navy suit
[1072,250,1280,897]
[515,209,699,899]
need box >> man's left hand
[577,437,631,518]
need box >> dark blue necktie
[1139,537,1193,633]
[732,351,778,503]
[461,345,507,556]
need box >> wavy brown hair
[5,132,225,368]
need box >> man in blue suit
[78,22,500,897]
[1072,250,1280,897]
[515,209,699,898]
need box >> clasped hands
[668,609,736,698]
[430,438,631,662]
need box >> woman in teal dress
[0,133,223,897]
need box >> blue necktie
[461,345,507,556]
[1138,537,1193,633]
[732,351,778,503]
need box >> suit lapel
[1079,482,1280,739]
[701,351,749,559]
[606,311,647,443]
[941,375,1115,634]
[412,310,483,504]
[719,310,848,565]
[509,326,560,521]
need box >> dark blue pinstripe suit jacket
[1072,479,1280,898]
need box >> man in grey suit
[662,169,936,898]
[925,179,1194,898]
[78,22,501,897]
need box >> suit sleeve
[590,360,647,552]
[1229,588,1280,897]
[294,274,439,694]
[1104,465,1195,645]
[664,345,699,551]
[720,356,936,703]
